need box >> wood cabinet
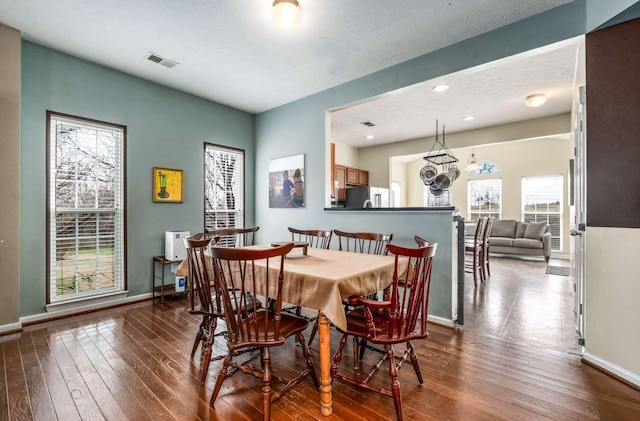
[335,165,347,201]
[347,167,359,184]
[335,165,368,200]
[358,170,369,186]
[345,167,369,186]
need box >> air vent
[146,52,179,69]
[360,121,376,127]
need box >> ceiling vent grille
[146,52,178,69]
[360,121,376,127]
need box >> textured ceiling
[0,0,573,115]
[330,40,581,147]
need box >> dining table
[176,243,407,416]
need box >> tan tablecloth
[176,245,407,330]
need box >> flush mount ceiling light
[462,115,475,121]
[365,135,374,140]
[272,0,301,28]
[432,84,449,92]
[525,93,547,107]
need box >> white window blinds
[47,112,125,302]
[204,143,245,239]
[522,175,563,251]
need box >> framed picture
[269,154,304,208]
[153,167,184,203]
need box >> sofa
[487,219,551,262]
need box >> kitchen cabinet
[358,170,369,186]
[347,167,359,184]
[335,165,347,201]
[344,166,369,186]
[335,165,368,200]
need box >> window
[423,185,451,206]
[468,179,501,220]
[47,112,126,303]
[204,143,245,244]
[391,181,401,207]
[522,175,563,251]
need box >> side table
[152,256,185,303]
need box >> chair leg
[199,318,217,383]
[261,347,272,421]
[330,334,349,378]
[472,252,479,287]
[307,317,319,346]
[358,338,367,362]
[352,337,359,370]
[298,333,320,388]
[407,341,423,383]
[210,351,232,406]
[191,323,204,358]
[386,345,404,421]
[192,315,213,358]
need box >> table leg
[318,311,332,416]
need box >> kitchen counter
[324,206,457,211]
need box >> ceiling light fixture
[365,135,374,140]
[462,115,475,121]
[464,149,480,172]
[525,93,547,107]
[272,0,301,28]
[432,84,449,92]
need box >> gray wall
[19,42,255,316]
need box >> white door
[570,86,586,345]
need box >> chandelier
[420,120,459,196]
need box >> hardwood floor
[2,287,639,420]
[463,256,581,355]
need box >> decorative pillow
[515,222,527,238]
[490,220,516,238]
[524,221,547,239]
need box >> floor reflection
[463,256,581,355]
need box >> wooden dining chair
[287,227,332,249]
[465,217,487,287]
[183,235,223,383]
[286,227,332,317]
[308,229,393,358]
[330,241,437,421]
[207,226,259,247]
[480,217,494,280]
[208,243,319,420]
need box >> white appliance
[370,187,390,208]
[165,231,190,261]
[174,275,186,292]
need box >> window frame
[203,143,246,236]
[46,111,127,304]
[521,175,563,251]
[468,178,502,220]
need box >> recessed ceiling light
[432,84,449,92]
[463,115,475,121]
[365,135,374,140]
[525,93,547,107]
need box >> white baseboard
[0,321,23,335]
[582,351,640,388]
[19,292,152,326]
[428,314,455,328]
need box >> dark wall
[586,16,640,227]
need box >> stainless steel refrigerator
[345,186,389,208]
